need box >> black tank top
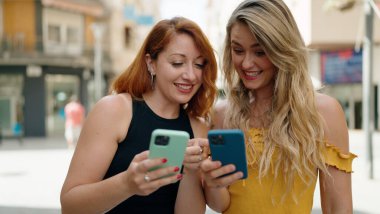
[104,100,194,213]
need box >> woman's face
[148,33,205,105]
[230,22,276,93]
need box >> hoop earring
[150,72,155,90]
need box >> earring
[150,72,155,90]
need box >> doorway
[45,74,80,137]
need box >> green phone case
[148,129,189,175]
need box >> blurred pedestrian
[200,0,357,213]
[60,17,217,213]
[64,95,85,149]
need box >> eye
[232,48,244,55]
[255,50,266,57]
[194,63,206,70]
[172,62,183,67]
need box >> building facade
[0,0,112,137]
[285,0,380,129]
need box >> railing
[0,34,111,69]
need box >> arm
[60,94,180,213]
[175,117,209,214]
[200,100,243,212]
[61,94,133,213]
[316,93,353,214]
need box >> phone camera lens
[211,135,224,145]
[155,135,170,145]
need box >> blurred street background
[1,0,380,213]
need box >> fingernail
[177,174,183,180]
[174,166,179,172]
[162,158,167,163]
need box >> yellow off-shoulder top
[224,128,357,214]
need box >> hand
[123,151,182,196]
[200,158,243,188]
[183,138,209,172]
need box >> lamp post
[91,23,105,101]
[362,0,375,179]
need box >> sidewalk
[0,130,379,214]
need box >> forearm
[204,184,230,212]
[61,172,133,213]
[175,170,206,214]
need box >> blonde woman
[200,0,357,213]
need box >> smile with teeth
[175,83,192,90]
[245,70,262,77]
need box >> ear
[145,54,155,74]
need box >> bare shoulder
[85,93,133,142]
[212,99,228,129]
[90,93,132,120]
[315,93,349,152]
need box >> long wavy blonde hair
[223,0,328,197]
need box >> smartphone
[208,129,248,179]
[148,129,189,175]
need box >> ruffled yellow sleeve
[323,142,357,173]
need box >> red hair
[111,17,217,119]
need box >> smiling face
[230,22,276,95]
[147,33,205,105]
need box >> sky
[159,0,208,30]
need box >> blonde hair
[223,0,328,199]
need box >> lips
[245,70,262,77]
[174,83,193,92]
[243,70,262,80]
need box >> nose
[182,64,197,81]
[241,53,255,70]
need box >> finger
[144,173,183,190]
[197,138,209,148]
[143,165,181,182]
[132,150,149,162]
[187,138,196,146]
[212,171,244,187]
[185,146,203,156]
[137,157,168,173]
[209,164,236,179]
[200,159,221,172]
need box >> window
[48,25,61,43]
[67,27,79,44]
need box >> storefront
[0,65,107,138]
[321,48,378,130]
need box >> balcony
[0,34,112,72]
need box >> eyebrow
[169,53,186,57]
[169,53,204,60]
[231,40,260,48]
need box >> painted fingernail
[174,166,180,172]
[162,158,167,163]
[177,174,183,180]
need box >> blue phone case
[208,129,248,179]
